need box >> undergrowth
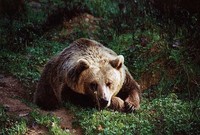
[30,111,70,135]
[0,38,66,86]
[0,106,27,135]
[0,106,70,135]
[66,93,200,135]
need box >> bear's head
[70,55,125,109]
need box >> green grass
[0,38,66,86]
[30,111,70,135]
[2,121,27,135]
[0,106,27,135]
[66,93,200,135]
[0,106,70,135]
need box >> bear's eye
[106,82,112,88]
[90,82,98,91]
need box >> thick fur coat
[34,38,140,112]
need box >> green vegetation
[66,93,200,135]
[0,106,69,135]
[31,111,70,135]
[0,0,200,134]
[0,39,66,86]
[0,106,27,135]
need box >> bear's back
[60,38,118,68]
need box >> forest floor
[0,74,82,135]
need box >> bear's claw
[124,101,135,113]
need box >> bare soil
[0,74,82,135]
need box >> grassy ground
[0,0,200,134]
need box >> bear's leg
[111,90,140,113]
[124,90,140,113]
[116,71,141,113]
[34,83,60,110]
[109,96,125,112]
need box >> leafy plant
[0,106,27,135]
[30,111,70,135]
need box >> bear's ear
[110,55,124,70]
[77,59,90,70]
[68,59,89,82]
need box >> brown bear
[34,38,140,113]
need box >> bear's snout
[96,85,111,108]
[99,98,109,108]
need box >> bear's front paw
[109,97,125,112]
[124,101,135,113]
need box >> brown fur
[34,38,140,112]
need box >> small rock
[19,112,29,117]
[65,129,70,132]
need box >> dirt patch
[139,70,161,91]
[0,74,31,116]
[62,13,99,34]
[0,75,29,100]
[26,125,49,135]
[0,74,82,135]
[57,13,100,41]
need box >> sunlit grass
[66,93,200,135]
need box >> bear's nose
[99,98,109,108]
